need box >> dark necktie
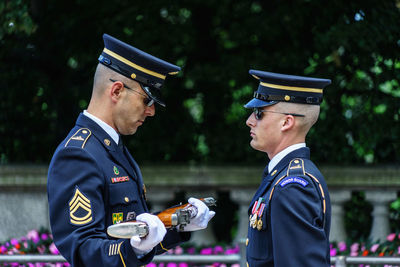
[117,137,124,152]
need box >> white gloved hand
[181,197,216,232]
[130,213,167,256]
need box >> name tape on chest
[111,176,130,183]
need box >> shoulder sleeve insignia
[69,186,93,226]
[65,128,92,148]
[279,177,309,187]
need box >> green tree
[0,0,399,165]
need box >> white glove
[130,213,167,255]
[181,197,216,232]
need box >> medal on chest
[250,197,266,230]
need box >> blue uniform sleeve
[270,179,329,267]
[48,147,154,266]
[155,229,191,255]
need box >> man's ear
[110,81,124,103]
[281,115,295,132]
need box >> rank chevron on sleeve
[69,187,93,225]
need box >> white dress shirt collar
[83,110,119,145]
[268,143,306,173]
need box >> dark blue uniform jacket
[246,147,331,267]
[47,113,190,267]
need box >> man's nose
[246,113,256,127]
[145,103,156,117]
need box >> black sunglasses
[253,108,305,120]
[109,79,154,107]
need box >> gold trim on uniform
[117,242,127,267]
[65,128,91,148]
[104,139,111,146]
[306,172,326,214]
[269,175,287,200]
[103,48,166,80]
[160,242,169,252]
[260,81,323,93]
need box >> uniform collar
[268,143,306,173]
[83,110,119,145]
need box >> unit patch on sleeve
[69,187,93,226]
[279,177,309,187]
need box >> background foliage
[1,0,399,165]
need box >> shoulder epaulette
[65,128,92,148]
[286,158,305,176]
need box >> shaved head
[92,63,130,98]
[274,102,320,134]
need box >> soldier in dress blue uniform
[47,33,215,267]
[244,70,332,267]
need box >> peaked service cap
[244,70,331,108]
[98,33,181,107]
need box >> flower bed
[1,229,400,267]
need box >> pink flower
[174,246,183,255]
[147,263,157,267]
[27,230,40,244]
[213,245,224,254]
[186,247,195,254]
[330,248,337,256]
[40,233,49,241]
[370,244,379,253]
[0,245,7,254]
[178,263,188,267]
[200,247,213,255]
[37,244,46,254]
[231,264,240,267]
[338,241,347,252]
[49,243,59,255]
[166,263,177,267]
[10,239,19,246]
[351,243,359,253]
[225,245,240,255]
[387,233,396,242]
[398,246,400,255]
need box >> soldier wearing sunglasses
[47,34,215,267]
[244,70,332,267]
